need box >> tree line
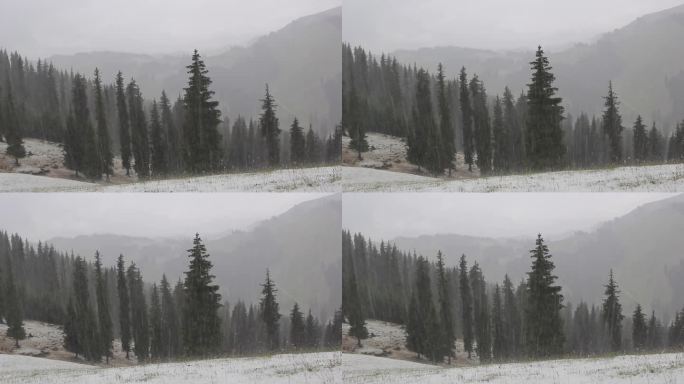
[343,43,682,175]
[0,230,340,362]
[0,48,341,176]
[343,230,676,364]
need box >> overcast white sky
[343,0,684,52]
[0,193,327,240]
[343,193,677,240]
[0,0,341,58]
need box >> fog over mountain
[387,4,684,131]
[48,7,341,134]
[47,194,341,320]
[389,194,684,321]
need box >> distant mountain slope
[391,4,684,129]
[48,194,341,319]
[49,7,341,134]
[391,194,684,320]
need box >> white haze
[0,0,341,57]
[343,0,684,51]
[342,193,677,240]
[0,193,329,240]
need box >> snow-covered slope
[343,163,684,192]
[343,352,684,383]
[0,166,340,192]
[0,352,341,383]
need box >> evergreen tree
[305,309,320,348]
[602,269,624,352]
[63,298,79,356]
[4,82,26,165]
[647,310,661,350]
[406,256,441,361]
[601,81,624,164]
[492,95,508,172]
[182,50,222,173]
[5,257,25,347]
[289,117,306,165]
[436,251,455,362]
[632,115,648,163]
[115,72,132,176]
[459,67,475,172]
[149,100,167,176]
[470,75,491,174]
[648,122,662,162]
[94,68,113,179]
[160,91,181,173]
[524,234,564,357]
[260,269,281,351]
[72,256,99,361]
[459,254,474,358]
[160,274,179,359]
[525,46,565,170]
[346,70,368,159]
[492,284,506,360]
[126,80,149,178]
[127,263,149,362]
[94,251,113,362]
[305,125,318,164]
[470,261,491,362]
[259,84,280,166]
[149,283,163,359]
[503,87,523,170]
[632,304,647,351]
[437,63,455,174]
[502,275,521,357]
[116,254,131,359]
[183,233,222,356]
[289,302,306,349]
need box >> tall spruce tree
[502,274,521,357]
[632,304,647,351]
[470,262,491,362]
[126,80,149,178]
[183,233,222,356]
[632,115,648,163]
[492,284,506,360]
[525,46,565,170]
[503,87,523,170]
[160,91,181,173]
[601,81,624,164]
[259,85,281,167]
[470,75,491,175]
[459,67,475,172]
[116,255,132,359]
[94,68,113,180]
[436,251,455,362]
[160,274,179,359]
[72,256,99,361]
[4,82,26,165]
[602,269,624,352]
[406,256,441,362]
[260,269,281,351]
[182,50,222,173]
[524,234,564,357]
[437,63,455,174]
[94,251,113,363]
[149,283,163,359]
[289,302,306,349]
[115,72,132,176]
[127,263,149,362]
[289,117,306,165]
[149,100,167,176]
[459,254,474,358]
[5,257,25,347]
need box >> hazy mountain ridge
[48,7,341,135]
[390,3,684,130]
[46,194,341,319]
[389,194,684,320]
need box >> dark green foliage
[460,68,475,172]
[115,72,132,175]
[289,302,306,349]
[149,100,167,177]
[94,69,113,180]
[305,125,319,164]
[63,299,79,355]
[436,251,455,362]
[405,256,441,361]
[94,251,113,362]
[116,255,131,359]
[437,63,455,174]
[471,76,492,175]
[525,46,565,170]
[524,234,564,357]
[160,274,180,359]
[72,256,99,361]
[502,275,521,357]
[632,115,648,163]
[183,233,222,356]
[648,123,663,162]
[492,284,506,360]
[408,68,443,174]
[632,304,647,351]
[127,263,149,362]
[460,255,474,358]
[470,262,491,362]
[602,270,623,352]
[259,84,280,167]
[182,50,222,173]
[160,91,181,173]
[602,82,624,164]
[126,80,149,178]
[289,117,306,165]
[149,283,162,359]
[3,81,26,165]
[5,257,25,347]
[260,269,281,351]
[305,309,320,348]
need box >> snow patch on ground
[0,352,341,384]
[343,163,684,192]
[342,352,684,383]
[0,166,341,192]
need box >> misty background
[0,193,341,319]
[344,0,684,132]
[344,193,684,321]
